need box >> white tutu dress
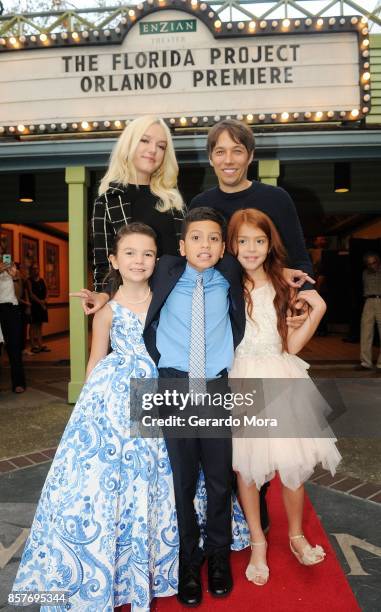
[230,283,341,491]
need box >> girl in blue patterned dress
[12,223,179,611]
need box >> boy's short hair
[208,119,255,156]
[181,207,227,241]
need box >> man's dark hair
[181,207,227,241]
[207,119,255,156]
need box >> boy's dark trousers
[158,367,232,567]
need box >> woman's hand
[0,261,16,276]
[70,289,109,315]
[283,267,315,288]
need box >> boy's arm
[86,304,112,379]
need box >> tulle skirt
[230,352,342,491]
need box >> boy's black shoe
[208,551,233,597]
[177,563,202,607]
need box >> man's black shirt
[190,181,314,288]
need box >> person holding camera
[0,254,26,393]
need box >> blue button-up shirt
[157,264,234,377]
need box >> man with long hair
[190,119,318,534]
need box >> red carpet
[119,477,360,612]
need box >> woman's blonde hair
[98,115,183,212]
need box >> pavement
[0,334,381,610]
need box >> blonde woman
[73,115,185,313]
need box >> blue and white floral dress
[13,302,179,611]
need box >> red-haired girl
[227,208,341,586]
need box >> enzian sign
[139,19,197,35]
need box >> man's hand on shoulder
[283,267,315,289]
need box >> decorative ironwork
[0,1,380,37]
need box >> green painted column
[258,160,280,186]
[65,166,89,403]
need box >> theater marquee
[0,1,371,137]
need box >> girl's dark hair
[102,222,157,295]
[227,208,297,352]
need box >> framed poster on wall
[44,241,60,296]
[20,234,39,276]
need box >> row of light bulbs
[0,11,368,49]
[0,106,370,136]
[213,15,368,32]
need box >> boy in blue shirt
[144,207,246,607]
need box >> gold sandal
[289,534,326,566]
[245,540,269,586]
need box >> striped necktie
[189,272,206,399]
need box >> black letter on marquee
[290,44,300,61]
[270,67,281,83]
[193,70,204,86]
[95,75,105,92]
[184,50,195,66]
[112,54,121,70]
[89,55,98,71]
[277,45,288,61]
[62,56,72,72]
[160,72,171,89]
[284,66,293,83]
[210,48,221,64]
[225,48,235,64]
[80,76,92,92]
